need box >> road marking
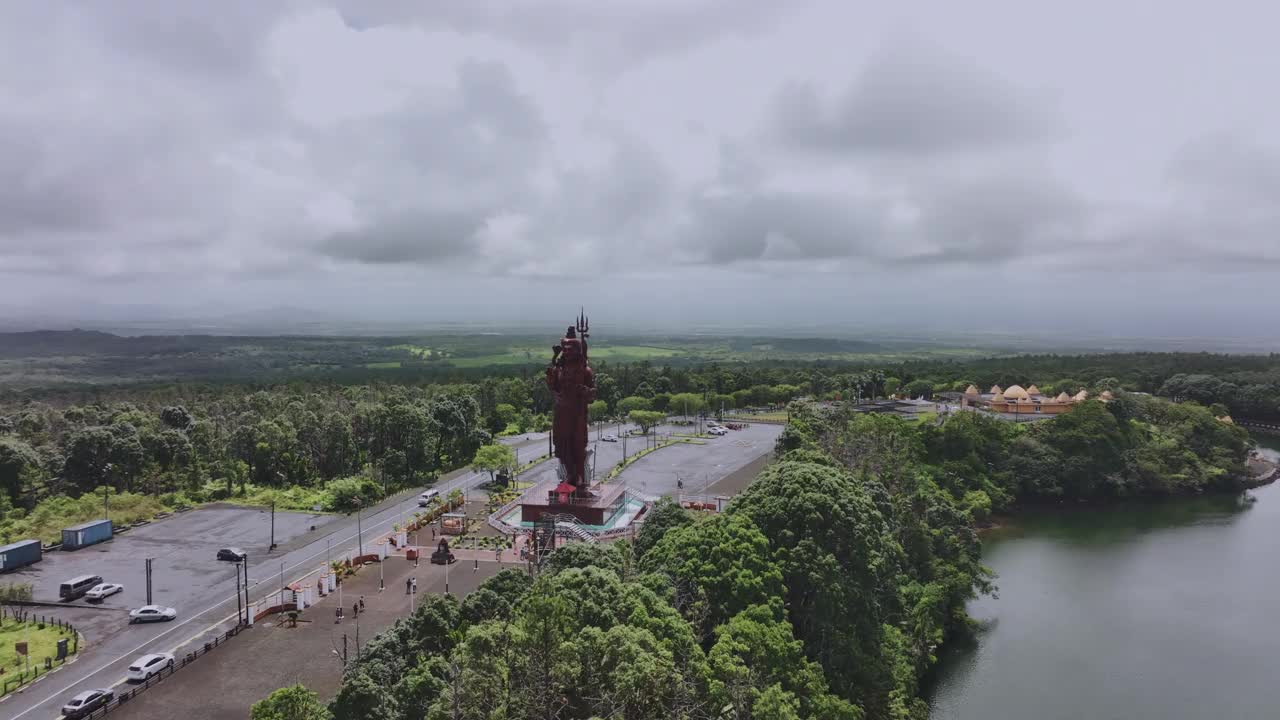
[12,470,489,720]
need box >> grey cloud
[1167,135,1280,203]
[319,210,484,264]
[684,191,886,264]
[334,0,789,69]
[774,44,1054,156]
[305,60,549,268]
[895,173,1086,265]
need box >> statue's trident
[577,308,590,360]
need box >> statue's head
[560,336,583,362]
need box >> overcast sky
[2,1,1278,338]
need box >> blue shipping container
[62,519,113,550]
[0,539,42,571]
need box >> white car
[708,427,728,436]
[85,582,124,601]
[127,652,175,682]
[601,434,618,442]
[417,489,440,507]
[128,605,177,624]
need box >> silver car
[128,605,177,623]
[61,688,113,718]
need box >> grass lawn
[364,361,401,369]
[0,618,75,673]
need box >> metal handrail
[81,624,244,719]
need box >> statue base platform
[519,477,629,526]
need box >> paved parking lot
[515,422,780,499]
[9,505,330,609]
[618,423,782,497]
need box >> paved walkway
[105,553,510,720]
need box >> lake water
[928,434,1280,720]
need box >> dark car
[62,688,113,718]
[216,547,246,561]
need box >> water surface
[929,434,1280,720]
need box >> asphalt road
[0,433,547,720]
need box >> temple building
[959,384,1108,415]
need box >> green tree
[251,685,331,720]
[642,513,785,636]
[634,498,693,557]
[471,443,516,485]
[0,438,40,505]
[731,461,902,706]
[617,396,652,415]
[669,392,705,417]
[588,399,610,423]
[329,671,393,720]
[628,410,665,435]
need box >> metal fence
[0,616,80,696]
[80,624,243,719]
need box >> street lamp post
[242,556,251,623]
[270,500,277,551]
[356,500,364,557]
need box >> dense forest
[3,349,1274,543]
[255,387,1256,720]
[0,362,816,543]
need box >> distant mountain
[0,329,127,357]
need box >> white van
[417,489,441,507]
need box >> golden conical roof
[989,385,1003,395]
[965,385,979,396]
[1055,392,1071,402]
[1027,384,1041,395]
[1074,390,1089,401]
[1005,384,1030,400]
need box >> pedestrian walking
[359,596,365,612]
[411,577,418,593]
[406,577,412,595]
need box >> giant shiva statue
[546,310,596,497]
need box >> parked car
[85,582,124,601]
[708,427,728,436]
[601,434,618,442]
[129,605,177,624]
[61,689,113,718]
[216,547,246,561]
[127,652,175,682]
[417,489,441,507]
